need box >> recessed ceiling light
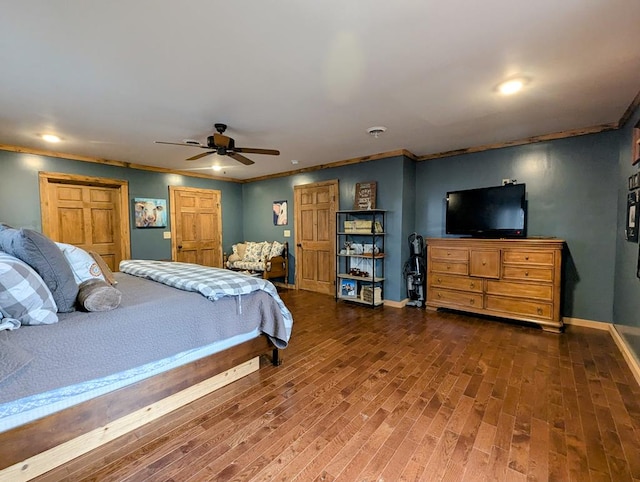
[497,77,529,95]
[41,134,61,143]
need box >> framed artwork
[354,181,377,210]
[134,198,167,228]
[626,191,639,242]
[273,200,288,225]
[340,279,357,298]
[633,120,640,166]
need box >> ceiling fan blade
[229,152,255,165]
[155,141,204,147]
[234,147,280,156]
[186,151,216,161]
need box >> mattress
[0,273,293,432]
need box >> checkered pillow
[0,252,59,325]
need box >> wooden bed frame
[0,336,279,481]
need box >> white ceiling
[1,1,639,180]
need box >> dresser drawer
[486,280,553,301]
[429,288,483,309]
[430,261,468,275]
[469,249,500,278]
[502,266,553,282]
[430,247,468,262]
[430,273,482,293]
[503,250,554,266]
[485,296,552,320]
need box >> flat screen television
[446,183,527,238]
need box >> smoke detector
[367,126,387,138]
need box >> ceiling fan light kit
[155,123,280,166]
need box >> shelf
[338,296,384,307]
[337,273,385,282]
[337,253,385,258]
[336,210,385,308]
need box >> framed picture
[273,200,288,225]
[626,191,639,242]
[354,181,377,210]
[632,120,640,166]
[340,279,357,298]
[134,198,167,228]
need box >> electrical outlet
[283,229,291,238]
[163,231,171,239]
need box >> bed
[0,255,293,481]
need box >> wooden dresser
[426,238,564,332]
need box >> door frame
[38,171,131,260]
[293,179,339,292]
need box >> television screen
[446,184,526,238]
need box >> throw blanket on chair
[119,260,293,347]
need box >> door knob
[297,243,302,247]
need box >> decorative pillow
[88,251,118,285]
[232,243,247,260]
[228,253,241,262]
[243,242,265,262]
[261,241,273,261]
[56,242,105,284]
[77,279,122,312]
[0,252,59,325]
[0,228,78,312]
[269,241,285,259]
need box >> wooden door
[169,186,222,267]
[39,172,130,271]
[294,180,338,295]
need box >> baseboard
[564,317,640,387]
[563,316,611,330]
[383,298,407,308]
[273,281,295,289]
[609,326,640,387]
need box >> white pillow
[0,252,59,325]
[269,241,285,259]
[56,243,105,284]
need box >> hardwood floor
[37,290,640,481]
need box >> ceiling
[1,1,639,181]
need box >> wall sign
[354,181,377,210]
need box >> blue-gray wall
[242,156,408,299]
[0,150,244,259]
[415,132,620,323]
[3,120,638,322]
[613,105,640,330]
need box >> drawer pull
[437,293,442,299]
[537,307,542,315]
[469,298,475,305]
[470,282,475,288]
[525,271,529,276]
[525,256,529,260]
[482,261,486,266]
[437,277,442,283]
[446,265,451,270]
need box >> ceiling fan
[155,123,280,165]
